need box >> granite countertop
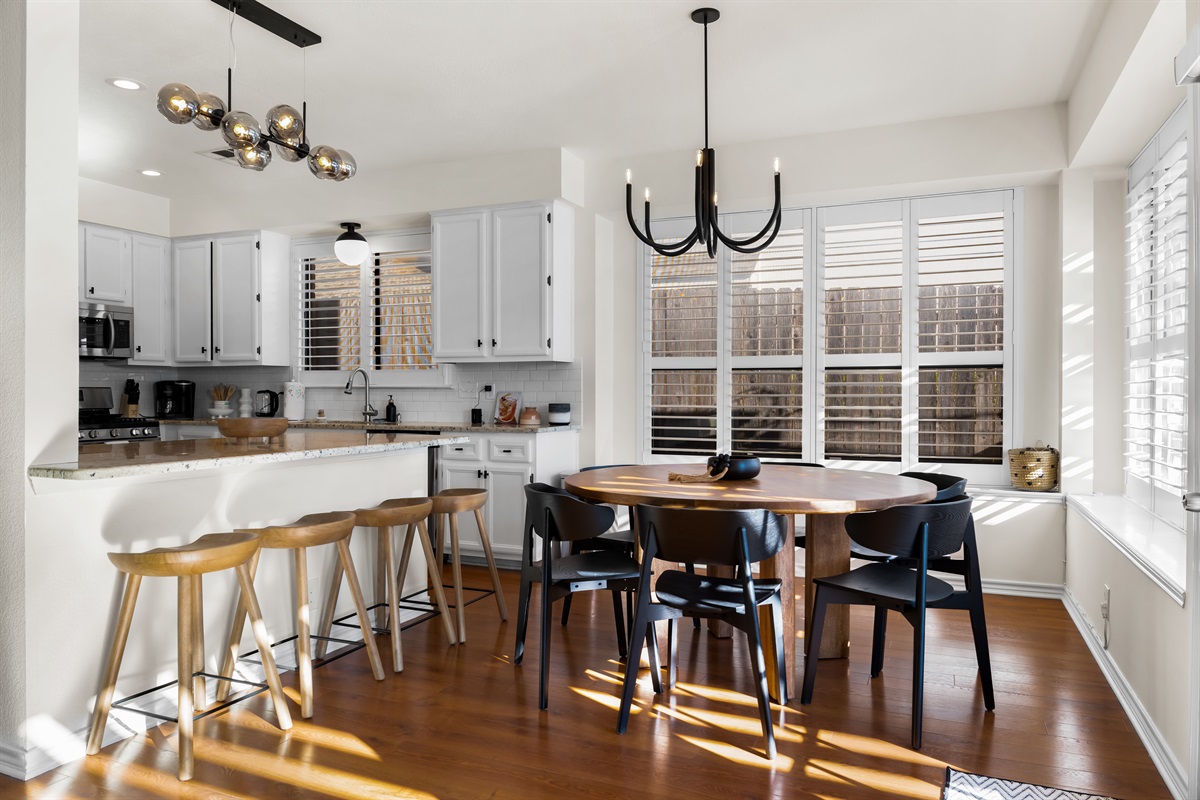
[29,431,467,481]
[161,418,581,434]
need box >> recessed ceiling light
[140,170,161,177]
[107,78,144,91]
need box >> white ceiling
[79,0,1109,202]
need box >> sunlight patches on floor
[82,756,259,800]
[814,729,944,767]
[805,760,935,798]
[673,682,760,708]
[656,705,803,742]
[194,738,438,800]
[227,713,382,760]
[676,735,794,771]
[571,686,642,713]
[583,668,625,686]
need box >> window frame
[636,188,1021,487]
[292,228,455,389]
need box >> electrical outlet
[458,382,476,400]
[483,384,495,400]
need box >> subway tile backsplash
[79,360,582,425]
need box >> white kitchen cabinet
[80,224,131,305]
[437,431,578,563]
[172,231,291,366]
[431,200,574,363]
[129,234,171,364]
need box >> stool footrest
[231,633,366,672]
[328,585,495,634]
[110,672,269,724]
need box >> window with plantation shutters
[297,231,444,384]
[1125,103,1188,528]
[640,192,1015,484]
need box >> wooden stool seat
[317,497,457,666]
[217,511,385,720]
[87,533,292,782]
[431,488,507,643]
[108,532,260,577]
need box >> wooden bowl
[216,418,289,442]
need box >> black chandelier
[156,0,355,181]
[626,8,781,258]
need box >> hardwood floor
[2,565,1170,799]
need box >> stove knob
[109,429,121,438]
[87,430,100,439]
[134,428,147,436]
[78,431,86,440]
[131,428,142,436]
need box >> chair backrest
[791,462,826,469]
[899,471,967,501]
[845,496,973,560]
[525,482,615,543]
[579,463,635,472]
[634,504,787,566]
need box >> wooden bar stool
[432,488,508,643]
[316,498,457,667]
[86,532,292,782]
[216,512,384,719]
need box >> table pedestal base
[805,513,851,659]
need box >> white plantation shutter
[299,235,436,375]
[1126,103,1188,527]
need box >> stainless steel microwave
[79,303,133,360]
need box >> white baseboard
[0,737,25,780]
[1061,587,1189,800]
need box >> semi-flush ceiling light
[334,223,369,265]
[626,8,781,258]
[140,170,162,177]
[156,0,355,182]
[107,77,144,91]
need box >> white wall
[1092,178,1126,494]
[78,177,170,237]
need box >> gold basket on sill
[1008,444,1059,491]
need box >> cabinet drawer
[441,439,482,461]
[488,439,532,463]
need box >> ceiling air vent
[197,147,238,164]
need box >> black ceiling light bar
[626,8,782,259]
[208,0,321,48]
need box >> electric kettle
[255,390,280,417]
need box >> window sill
[1066,493,1185,605]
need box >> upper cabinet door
[81,225,130,305]
[491,205,550,358]
[130,235,170,363]
[213,234,261,362]
[432,211,488,359]
[173,240,213,363]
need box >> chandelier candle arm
[624,7,781,258]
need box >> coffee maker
[155,380,196,419]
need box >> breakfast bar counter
[29,431,467,480]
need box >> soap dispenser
[385,395,398,423]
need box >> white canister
[283,381,306,421]
[548,402,571,425]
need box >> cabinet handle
[454,447,464,451]
[502,449,512,453]
[484,469,490,479]
[477,469,484,479]
[201,346,207,354]
[492,338,497,347]
[88,286,95,295]
[477,339,483,348]
[135,345,141,353]
[214,345,221,355]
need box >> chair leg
[383,526,403,673]
[665,618,677,691]
[415,520,457,645]
[191,576,206,712]
[911,610,927,749]
[396,523,415,602]
[617,590,653,734]
[743,606,777,760]
[539,579,553,710]
[314,548,344,660]
[216,549,259,702]
[474,508,509,621]
[645,622,663,694]
[800,588,830,705]
[448,513,466,644]
[176,576,196,781]
[87,572,142,756]
[514,574,532,665]
[293,547,314,718]
[374,525,388,630]
[610,590,628,659]
[335,538,386,681]
[234,562,292,732]
[560,594,573,626]
[870,606,888,679]
[969,600,996,711]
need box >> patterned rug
[942,768,1122,800]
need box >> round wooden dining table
[562,463,937,698]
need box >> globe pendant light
[335,222,369,266]
[626,8,781,258]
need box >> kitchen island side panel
[21,447,431,778]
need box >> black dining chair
[561,464,638,626]
[617,504,788,759]
[800,496,983,749]
[515,483,642,710]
